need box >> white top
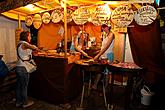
[100,35,114,59]
[16,41,32,67]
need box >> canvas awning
[0,0,155,21]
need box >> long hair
[101,24,111,32]
[19,31,30,42]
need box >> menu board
[25,16,33,26]
[134,5,157,26]
[33,14,42,29]
[51,9,63,23]
[62,9,73,23]
[111,5,134,27]
[95,5,111,25]
[90,11,101,26]
[42,12,51,24]
[72,7,90,25]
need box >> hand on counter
[86,55,93,59]
[68,53,81,64]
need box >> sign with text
[134,5,157,26]
[111,5,134,27]
[72,7,90,25]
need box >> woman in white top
[16,31,39,108]
[92,24,115,90]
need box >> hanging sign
[33,14,42,29]
[90,11,101,26]
[134,5,157,26]
[95,5,111,25]
[25,16,33,26]
[51,9,63,23]
[111,5,134,27]
[42,12,51,24]
[62,9,73,23]
[72,7,90,25]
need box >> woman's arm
[74,35,92,59]
[23,42,40,51]
[94,32,114,60]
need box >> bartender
[72,31,92,59]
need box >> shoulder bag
[17,43,37,73]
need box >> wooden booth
[2,0,164,107]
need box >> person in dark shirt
[0,55,9,78]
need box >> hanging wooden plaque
[33,14,42,29]
[72,7,90,25]
[62,9,73,23]
[111,5,134,27]
[51,9,63,23]
[42,12,51,24]
[134,5,157,26]
[25,16,33,26]
[95,5,111,25]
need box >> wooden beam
[0,0,41,13]
[64,0,67,58]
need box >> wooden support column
[18,14,21,29]
[15,14,23,46]
[64,0,67,58]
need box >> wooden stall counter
[28,52,82,105]
[106,62,143,110]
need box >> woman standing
[15,31,39,108]
[92,24,115,90]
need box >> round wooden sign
[62,9,73,23]
[33,14,42,29]
[90,11,101,26]
[42,12,51,24]
[51,9,63,23]
[111,5,134,27]
[95,5,111,25]
[72,7,90,25]
[25,16,33,26]
[134,5,157,26]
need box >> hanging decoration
[134,5,157,26]
[25,16,33,26]
[90,11,101,26]
[42,12,51,24]
[33,14,42,29]
[72,7,90,25]
[23,1,157,28]
[62,9,73,23]
[111,4,134,27]
[94,4,111,25]
[51,9,63,23]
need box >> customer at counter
[92,24,115,90]
[71,31,92,59]
[15,31,40,108]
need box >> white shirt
[16,41,32,67]
[100,35,114,59]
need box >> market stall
[1,0,165,108]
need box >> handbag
[23,60,37,73]
[17,43,37,73]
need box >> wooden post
[123,33,126,62]
[18,14,21,29]
[64,0,67,58]
[15,14,23,46]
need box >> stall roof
[0,0,155,21]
